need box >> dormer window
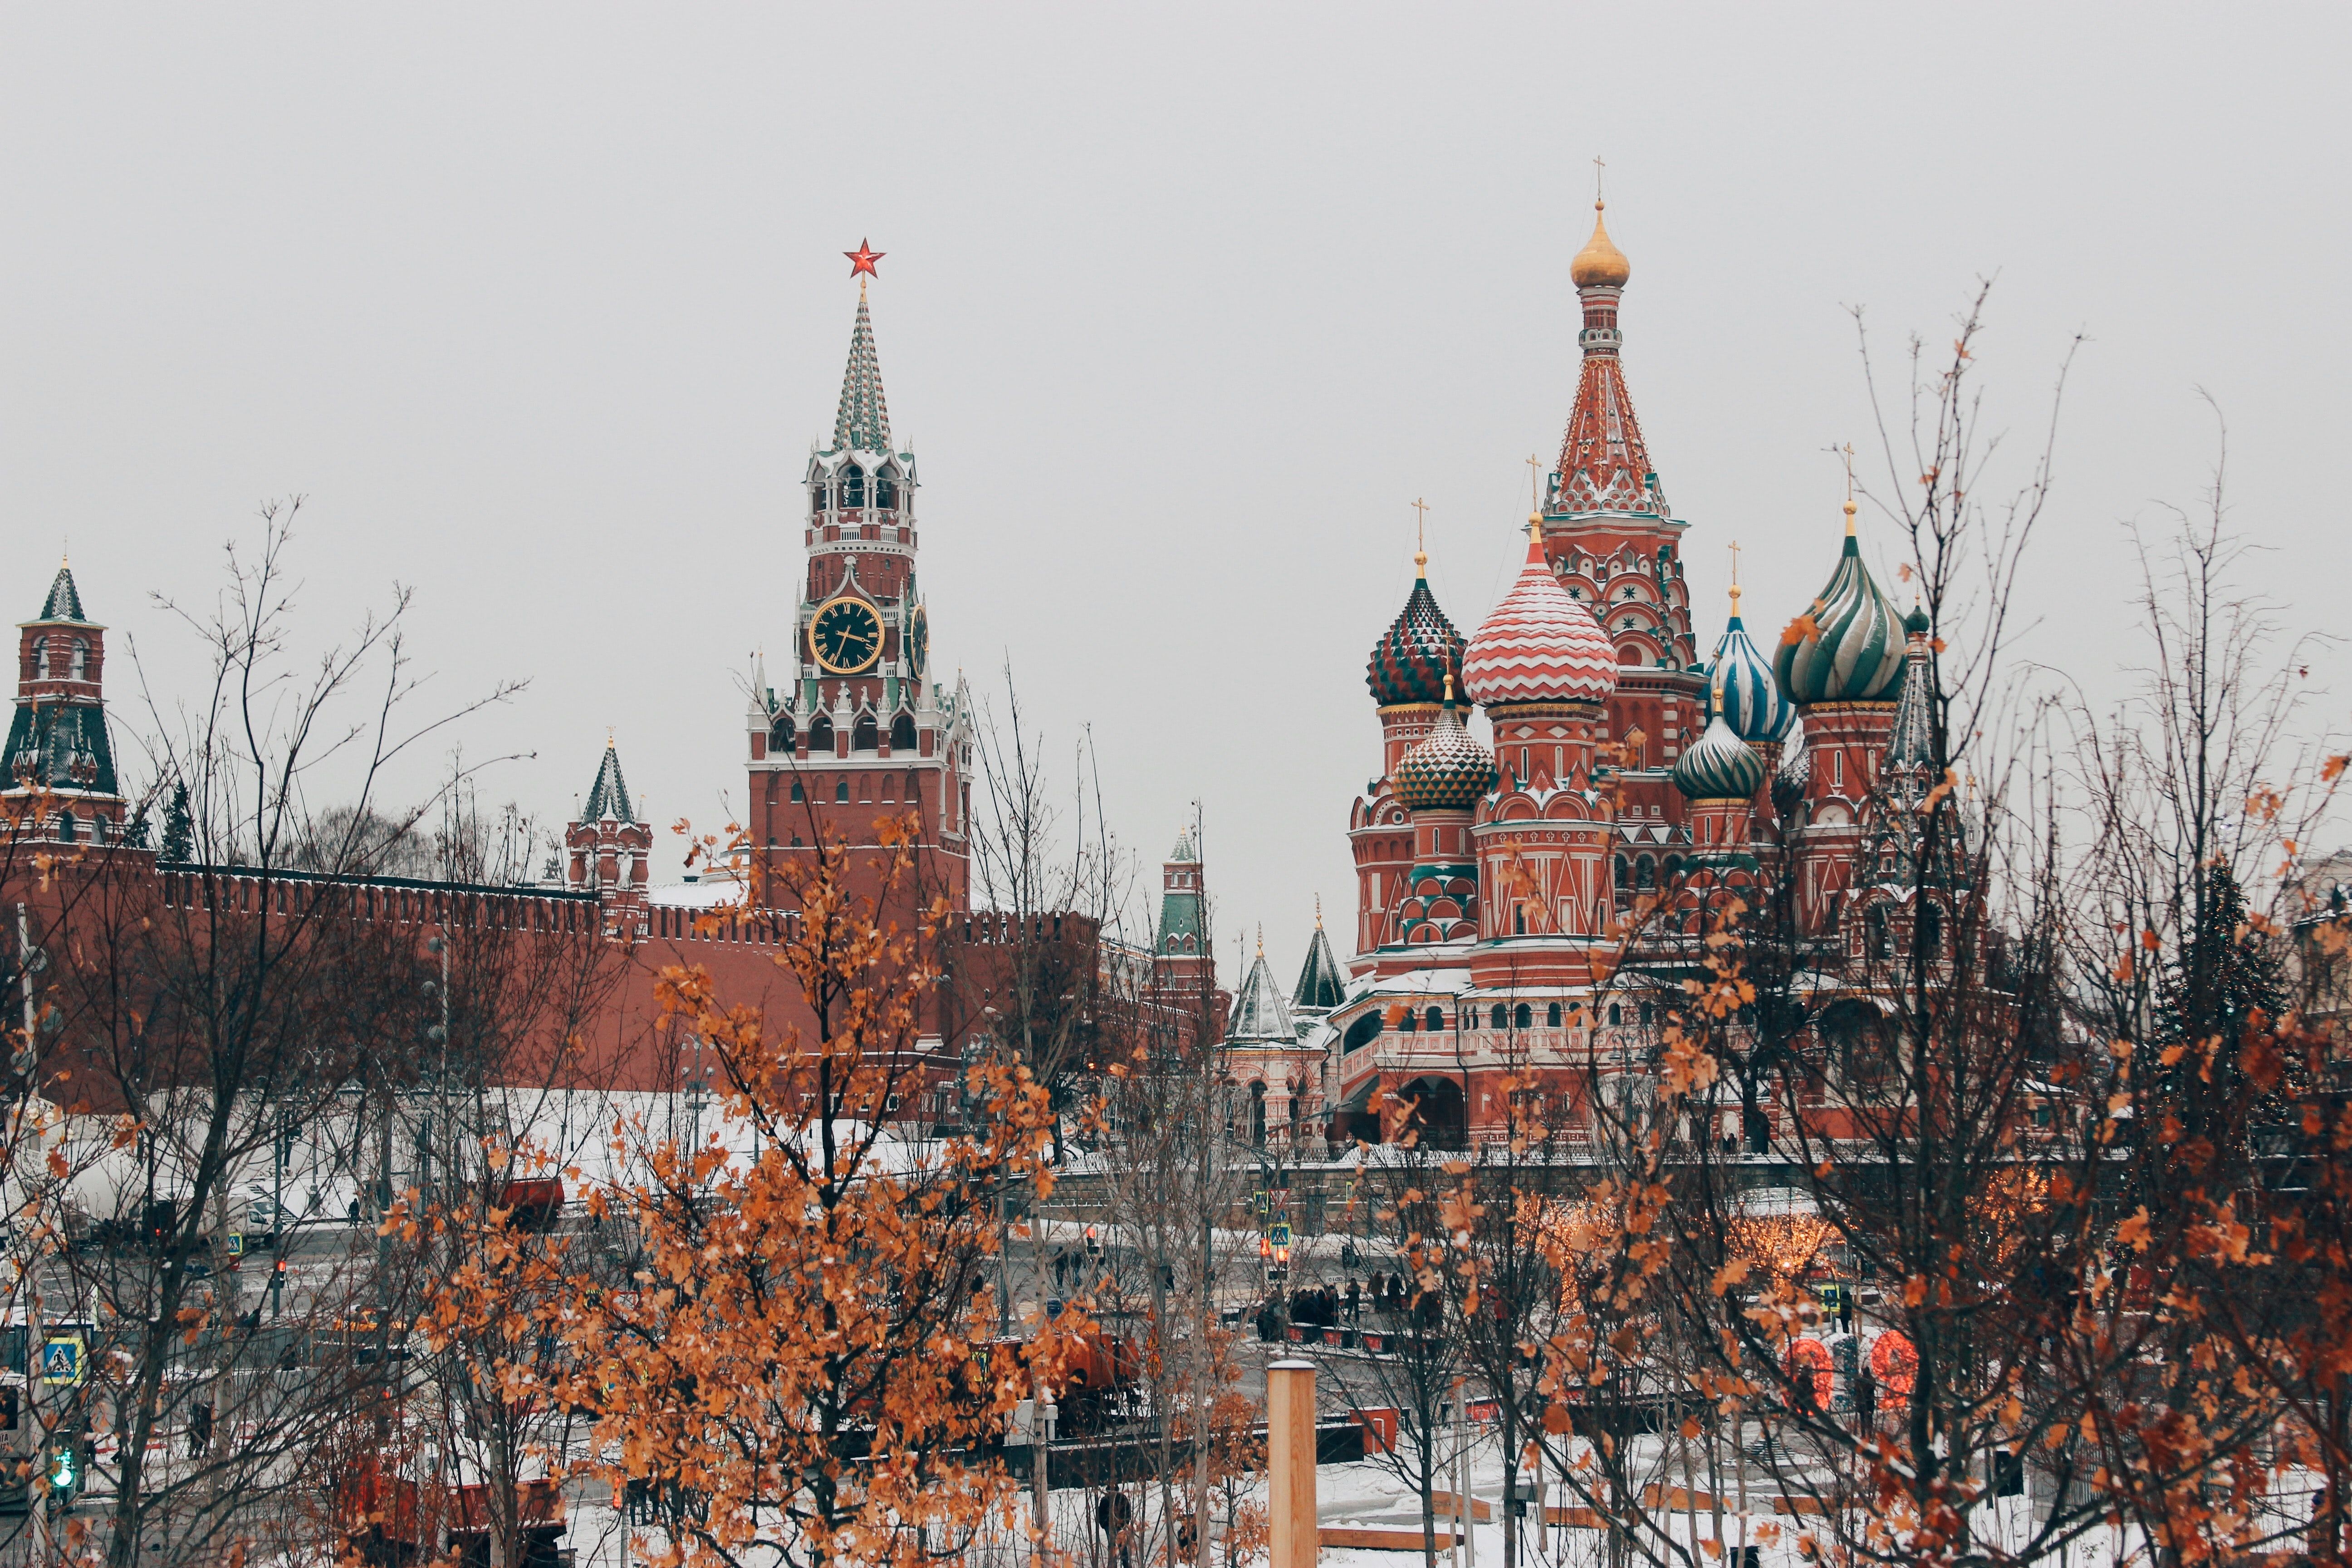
[842,465,866,507]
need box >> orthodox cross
[1411,496,1430,555]
[1593,155,1606,204]
[1728,539,1742,587]
[1526,452,1546,512]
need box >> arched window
[890,713,916,751]
[29,636,44,678]
[1613,855,1630,891]
[1662,854,1683,882]
[1166,936,1178,953]
[770,714,796,752]
[808,714,834,753]
[1547,1001,1563,1028]
[1514,1003,1533,1031]
[842,464,866,506]
[1867,904,1892,959]
[1250,1083,1267,1147]
[1634,857,1656,890]
[1424,1006,1443,1033]
[876,470,898,510]
[1514,904,1526,935]
[1607,1002,1622,1026]
[1638,1001,1654,1027]
[810,480,829,515]
[1399,1008,1417,1033]
[834,779,849,803]
[852,715,878,752]
[55,810,75,843]
[789,779,805,803]
[1918,902,1943,959]
[69,639,87,680]
[1343,1013,1383,1054]
[1490,1004,1507,1030]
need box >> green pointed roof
[831,294,894,455]
[582,742,634,822]
[36,567,86,623]
[1292,921,1346,1011]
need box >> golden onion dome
[1570,201,1631,289]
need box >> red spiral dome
[1461,518,1617,707]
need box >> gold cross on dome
[1593,155,1606,205]
[1526,453,1545,511]
[1728,539,1742,587]
[1411,497,1430,555]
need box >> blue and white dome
[1703,586,1795,744]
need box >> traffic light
[47,1420,87,1504]
[1084,1225,1101,1259]
[1258,1235,1272,1259]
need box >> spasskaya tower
[745,243,973,914]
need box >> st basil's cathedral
[1215,198,1950,1159]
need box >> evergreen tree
[157,782,193,863]
[2158,857,2286,1048]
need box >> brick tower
[745,253,972,920]
[5,564,127,843]
[1539,201,1704,903]
[565,738,651,938]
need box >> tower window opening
[1547,1001,1563,1028]
[890,713,916,751]
[1919,902,1944,959]
[1514,1003,1533,1031]
[810,481,828,515]
[1607,1002,1622,1027]
[1424,1006,1443,1033]
[835,779,849,803]
[29,636,44,678]
[1867,903,1892,959]
[1638,1001,1653,1026]
[1634,856,1656,890]
[69,639,87,680]
[1833,751,1844,790]
[1614,855,1630,891]
[876,473,897,509]
[789,780,805,803]
[771,715,796,752]
[852,715,878,752]
[1490,1004,1506,1030]
[842,465,865,506]
[808,714,835,752]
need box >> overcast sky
[4,5,2347,986]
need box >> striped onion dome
[1705,586,1795,743]
[1462,517,1617,708]
[1673,711,1766,801]
[1367,558,1464,707]
[1394,681,1497,812]
[1774,502,1906,705]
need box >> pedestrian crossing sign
[39,1334,83,1387]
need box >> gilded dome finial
[1570,179,1631,289]
[1412,496,1430,574]
[1842,442,1859,536]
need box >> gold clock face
[809,596,883,674]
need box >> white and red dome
[1461,521,1618,707]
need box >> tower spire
[832,290,894,456]
[1554,194,1663,518]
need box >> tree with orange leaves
[541,811,1063,1568]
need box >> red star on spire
[844,239,884,279]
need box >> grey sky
[4,6,2346,983]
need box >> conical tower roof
[1226,944,1296,1046]
[1554,202,1665,518]
[1293,912,1347,1012]
[582,740,635,823]
[34,566,86,623]
[831,293,894,456]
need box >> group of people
[1253,1271,1441,1341]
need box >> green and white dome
[1673,711,1766,801]
[1774,500,1906,706]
